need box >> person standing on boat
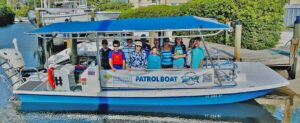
[147,47,161,69]
[122,38,135,68]
[141,34,151,56]
[191,37,205,69]
[152,38,161,54]
[186,38,195,68]
[161,38,173,69]
[128,41,147,70]
[100,39,111,70]
[109,40,126,72]
[172,37,187,68]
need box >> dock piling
[234,24,242,62]
[289,16,300,79]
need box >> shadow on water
[2,101,281,123]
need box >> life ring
[47,67,56,90]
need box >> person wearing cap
[161,38,173,69]
[122,38,135,68]
[109,40,126,72]
[141,34,151,56]
[100,39,112,69]
[128,41,147,70]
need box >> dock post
[35,9,46,68]
[289,16,300,79]
[71,34,78,65]
[234,24,242,62]
[149,32,154,47]
[91,9,95,21]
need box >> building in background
[285,0,300,27]
[126,0,190,8]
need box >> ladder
[0,57,25,89]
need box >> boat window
[15,53,18,56]
[3,52,7,55]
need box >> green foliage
[119,5,179,19]
[0,4,15,26]
[15,5,30,17]
[0,0,6,5]
[119,0,286,50]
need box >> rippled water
[0,23,299,123]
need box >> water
[0,22,38,67]
[0,23,299,123]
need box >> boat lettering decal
[54,77,63,86]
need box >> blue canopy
[28,16,229,34]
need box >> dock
[202,29,300,123]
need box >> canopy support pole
[95,33,102,91]
[199,30,214,68]
[71,33,78,65]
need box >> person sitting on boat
[109,40,126,72]
[191,37,205,69]
[152,38,161,54]
[141,34,151,56]
[172,37,187,69]
[161,38,173,69]
[100,39,111,70]
[122,38,135,68]
[128,41,147,70]
[74,58,86,83]
[147,47,161,69]
[186,38,195,68]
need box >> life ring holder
[47,67,56,90]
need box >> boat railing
[20,67,42,83]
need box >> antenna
[12,38,19,51]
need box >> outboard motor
[27,10,36,27]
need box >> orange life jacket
[112,51,123,65]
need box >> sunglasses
[113,45,120,47]
[136,45,142,47]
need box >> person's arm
[144,52,147,69]
[108,51,116,72]
[122,52,126,69]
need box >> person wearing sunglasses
[109,40,126,72]
[100,39,111,69]
[128,41,147,70]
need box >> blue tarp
[28,16,229,34]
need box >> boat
[2,16,289,112]
[28,0,120,26]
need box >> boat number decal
[54,77,63,86]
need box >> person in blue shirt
[161,38,173,69]
[122,38,135,68]
[147,47,161,69]
[191,37,205,69]
[128,41,147,70]
[141,34,151,56]
[172,37,187,68]
[109,40,126,72]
